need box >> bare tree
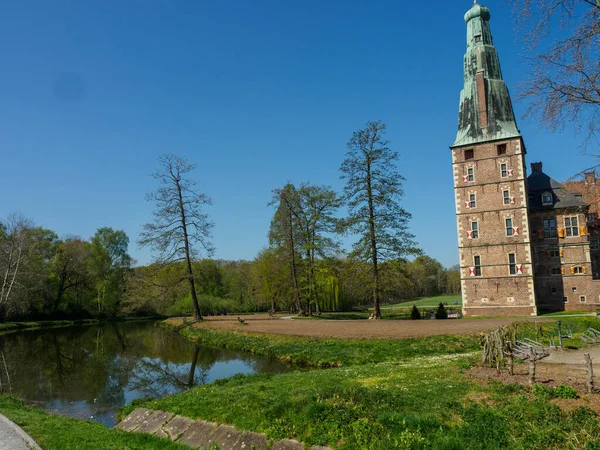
[0,214,34,320]
[507,0,600,146]
[139,154,214,320]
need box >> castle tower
[451,3,537,316]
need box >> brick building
[451,3,600,316]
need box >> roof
[527,170,589,212]
[451,3,521,148]
[563,177,600,215]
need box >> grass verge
[0,396,187,450]
[167,323,480,367]
[131,355,600,449]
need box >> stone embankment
[118,408,330,450]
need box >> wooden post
[528,347,536,385]
[584,353,594,394]
[558,321,563,348]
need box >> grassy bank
[167,323,480,367]
[0,396,187,450]
[131,354,600,449]
[0,316,163,335]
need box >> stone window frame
[466,166,475,182]
[563,297,569,303]
[502,189,511,205]
[548,249,560,258]
[573,266,584,274]
[473,255,482,277]
[580,295,587,303]
[500,163,509,178]
[470,220,479,239]
[469,193,477,208]
[565,216,580,237]
[508,252,517,276]
[497,143,507,155]
[465,149,474,160]
[505,217,514,237]
[542,191,553,205]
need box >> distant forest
[0,212,459,321]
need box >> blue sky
[0,0,594,267]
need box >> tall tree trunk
[177,181,202,320]
[286,204,302,313]
[366,156,381,319]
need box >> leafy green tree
[90,228,131,314]
[269,184,303,312]
[340,121,419,319]
[50,238,93,314]
[139,154,214,320]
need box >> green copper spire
[452,2,521,148]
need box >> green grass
[539,310,600,317]
[0,396,188,450]
[171,323,480,367]
[379,295,463,310]
[132,355,600,449]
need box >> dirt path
[167,314,550,340]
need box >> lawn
[0,396,188,450]
[379,295,463,310]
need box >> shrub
[552,385,579,399]
[435,303,448,320]
[411,305,421,320]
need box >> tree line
[0,122,459,322]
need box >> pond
[0,321,290,427]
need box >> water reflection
[0,321,289,426]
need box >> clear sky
[1,0,595,267]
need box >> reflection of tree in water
[0,321,291,421]
[129,345,218,397]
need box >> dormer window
[542,192,553,205]
[474,35,482,43]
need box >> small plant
[411,305,421,320]
[532,383,579,400]
[435,303,448,320]
[552,385,579,399]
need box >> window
[542,192,553,205]
[551,287,557,293]
[474,34,482,43]
[573,266,584,274]
[590,237,599,250]
[508,253,517,275]
[563,297,569,303]
[565,216,579,237]
[500,163,508,177]
[506,218,514,236]
[465,149,474,160]
[469,194,476,208]
[471,221,479,239]
[497,144,507,155]
[549,250,561,258]
[587,214,596,222]
[503,190,510,205]
[544,218,557,238]
[550,268,562,275]
[580,296,587,303]
[467,167,474,182]
[572,287,578,292]
[474,256,482,276]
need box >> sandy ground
[167,314,551,340]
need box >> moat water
[0,321,290,427]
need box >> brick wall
[452,138,536,317]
